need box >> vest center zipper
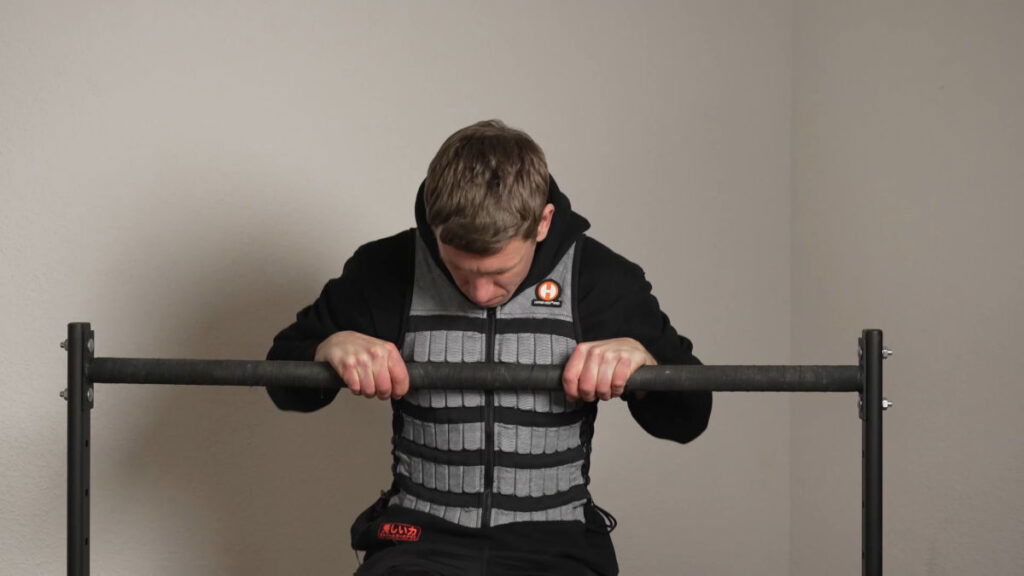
[482,307,497,528]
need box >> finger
[562,344,588,402]
[340,360,361,396]
[578,347,602,402]
[610,356,633,399]
[373,349,391,400]
[357,355,376,398]
[389,347,410,399]
[596,352,619,401]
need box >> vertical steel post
[861,329,883,576]
[67,322,93,576]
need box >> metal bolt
[882,398,893,410]
[60,340,68,350]
[86,388,94,403]
[87,339,94,355]
[882,347,893,359]
[60,389,68,400]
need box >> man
[267,120,712,575]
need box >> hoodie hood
[414,175,591,301]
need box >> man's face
[436,204,555,309]
[437,238,538,308]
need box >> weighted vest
[387,235,595,528]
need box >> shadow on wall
[47,194,395,575]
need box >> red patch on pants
[378,522,422,542]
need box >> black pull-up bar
[88,357,862,392]
[63,322,889,575]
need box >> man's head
[425,119,554,308]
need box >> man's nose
[467,278,496,305]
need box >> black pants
[354,542,603,576]
[352,506,616,576]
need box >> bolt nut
[60,389,68,400]
[882,347,894,359]
[86,388,94,403]
[87,339,94,354]
[882,398,893,410]
[60,340,68,350]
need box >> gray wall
[3,2,1021,575]
[1,2,791,575]
[791,2,1024,575]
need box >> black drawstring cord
[587,500,618,533]
[595,503,618,532]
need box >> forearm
[264,232,413,413]
[626,389,712,444]
[576,236,713,443]
[266,331,339,412]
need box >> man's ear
[535,204,555,242]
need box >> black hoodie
[267,177,712,443]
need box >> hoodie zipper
[482,307,497,528]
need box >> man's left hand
[561,338,656,402]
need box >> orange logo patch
[536,280,561,302]
[378,522,422,542]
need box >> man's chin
[474,297,507,308]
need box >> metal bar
[66,322,93,576]
[88,358,862,392]
[862,329,884,576]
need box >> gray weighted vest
[387,235,594,528]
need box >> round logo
[535,280,561,302]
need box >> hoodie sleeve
[266,231,413,412]
[576,237,712,444]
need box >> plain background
[1,1,1020,575]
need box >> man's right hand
[314,331,410,400]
